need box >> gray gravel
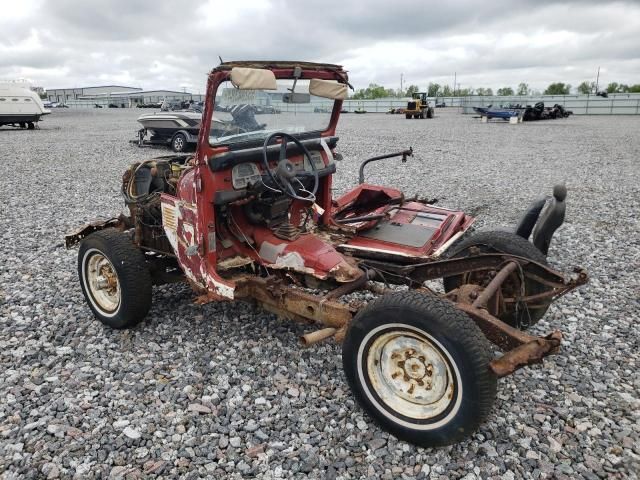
[1,109,639,479]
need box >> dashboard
[231,151,327,190]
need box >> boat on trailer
[473,106,521,120]
[136,111,203,152]
[0,82,51,129]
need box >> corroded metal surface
[235,276,353,328]
[64,217,125,248]
[456,303,538,351]
[489,331,563,378]
[471,261,519,308]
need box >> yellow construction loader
[405,92,434,119]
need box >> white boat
[0,82,51,129]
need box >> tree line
[350,81,640,99]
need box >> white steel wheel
[83,250,121,315]
[78,228,152,329]
[342,292,497,447]
[361,326,461,425]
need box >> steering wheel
[262,132,319,202]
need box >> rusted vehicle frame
[220,254,587,378]
[66,216,587,380]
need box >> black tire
[19,122,26,129]
[427,108,434,119]
[78,228,152,329]
[342,292,497,447]
[405,113,411,119]
[27,122,35,130]
[171,133,187,152]
[443,230,549,328]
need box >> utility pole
[400,73,404,96]
[453,72,456,96]
[595,66,600,94]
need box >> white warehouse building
[45,85,204,108]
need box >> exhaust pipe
[300,327,337,346]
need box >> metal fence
[60,94,206,109]
[58,93,640,114]
[458,94,640,115]
[318,94,640,115]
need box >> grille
[161,205,177,230]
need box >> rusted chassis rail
[233,255,587,378]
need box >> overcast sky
[1,0,639,94]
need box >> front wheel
[342,292,496,447]
[78,228,152,329]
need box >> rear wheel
[27,122,35,130]
[405,113,411,119]
[78,228,152,329]
[171,133,187,152]
[342,292,496,447]
[443,230,549,328]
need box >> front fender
[64,216,127,249]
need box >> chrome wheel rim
[174,137,184,151]
[85,251,120,313]
[364,327,457,421]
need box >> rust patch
[489,331,563,378]
[64,217,127,248]
[329,260,363,283]
[217,255,254,271]
[456,303,536,351]
[235,277,353,328]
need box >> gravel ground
[1,109,638,479]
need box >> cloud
[0,0,638,92]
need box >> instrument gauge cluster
[303,151,325,172]
[232,163,262,189]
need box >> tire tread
[78,228,152,328]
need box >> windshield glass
[209,78,335,147]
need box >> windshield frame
[210,78,334,149]
[196,63,348,165]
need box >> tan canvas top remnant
[309,79,348,100]
[230,68,277,90]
